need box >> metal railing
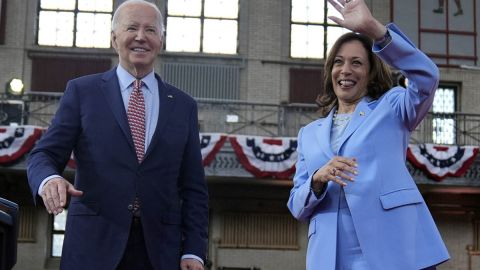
[412,113,480,146]
[197,99,318,137]
[2,93,480,145]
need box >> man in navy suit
[27,1,208,269]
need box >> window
[166,0,238,54]
[37,0,113,48]
[392,0,477,67]
[290,0,348,59]
[432,85,456,144]
[51,210,67,257]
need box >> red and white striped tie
[127,79,145,163]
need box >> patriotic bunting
[407,144,480,181]
[229,135,297,179]
[0,126,43,164]
[200,133,227,166]
[0,126,478,182]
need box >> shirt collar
[116,65,156,93]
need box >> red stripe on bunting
[0,127,43,164]
[407,144,479,181]
[202,135,227,166]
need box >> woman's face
[331,40,370,105]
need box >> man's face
[111,3,162,77]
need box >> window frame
[290,0,345,59]
[432,83,459,145]
[35,0,113,48]
[391,0,478,68]
[165,0,239,54]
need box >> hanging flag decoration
[229,135,297,178]
[200,133,227,166]
[407,143,480,181]
[1,125,479,182]
[0,126,43,164]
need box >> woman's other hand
[311,156,358,190]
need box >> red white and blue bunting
[0,126,43,164]
[229,135,298,179]
[1,125,479,182]
[407,144,480,181]
[200,133,227,166]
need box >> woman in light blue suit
[287,0,450,269]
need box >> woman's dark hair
[316,32,393,117]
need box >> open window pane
[433,88,455,113]
[326,27,350,55]
[168,0,202,16]
[204,0,238,19]
[433,118,455,144]
[53,210,67,231]
[291,0,324,23]
[166,17,201,52]
[166,0,238,54]
[38,11,74,46]
[432,86,456,144]
[38,0,113,48]
[291,24,323,59]
[52,234,64,257]
[76,12,95,47]
[78,0,113,12]
[41,0,75,10]
[203,19,237,54]
[38,11,57,45]
[76,13,111,48]
[291,0,346,59]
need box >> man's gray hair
[111,0,165,39]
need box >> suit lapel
[336,97,372,154]
[315,109,335,158]
[144,74,176,159]
[101,69,135,151]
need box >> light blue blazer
[287,24,449,270]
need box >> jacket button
[127,204,133,211]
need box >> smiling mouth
[338,79,356,87]
[131,48,149,52]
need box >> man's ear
[111,31,118,51]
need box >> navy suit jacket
[27,68,209,269]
